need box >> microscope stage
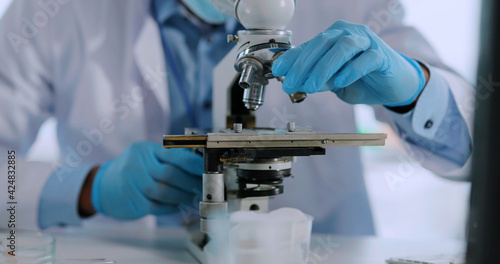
[163,128,386,149]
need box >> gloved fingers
[129,141,163,153]
[154,148,204,176]
[151,163,202,194]
[272,44,306,77]
[333,49,385,88]
[328,20,376,39]
[280,29,346,94]
[327,20,352,31]
[303,34,371,93]
[334,82,385,105]
[144,182,199,206]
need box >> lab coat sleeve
[38,165,93,229]
[0,1,82,230]
[362,0,475,180]
[373,68,472,179]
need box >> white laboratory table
[49,227,465,264]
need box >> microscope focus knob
[227,34,239,43]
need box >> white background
[0,0,481,239]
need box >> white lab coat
[0,0,473,233]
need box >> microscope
[163,1,387,263]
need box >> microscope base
[186,228,207,264]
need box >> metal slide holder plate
[164,127,387,149]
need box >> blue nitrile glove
[91,142,203,220]
[272,20,426,107]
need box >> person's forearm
[78,166,98,217]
